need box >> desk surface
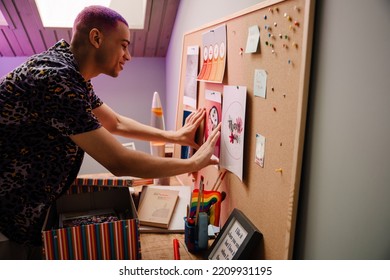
[140,233,207,260]
[139,176,212,260]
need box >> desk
[139,175,214,260]
[140,233,206,260]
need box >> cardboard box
[42,184,141,260]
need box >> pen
[194,176,204,225]
[214,171,226,191]
[211,171,223,191]
[173,238,180,260]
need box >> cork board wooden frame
[174,0,315,259]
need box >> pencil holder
[184,217,198,252]
[197,212,209,250]
[184,215,208,253]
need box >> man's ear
[89,28,102,48]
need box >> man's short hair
[73,5,128,34]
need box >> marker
[173,239,180,260]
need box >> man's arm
[93,103,205,148]
[69,123,220,178]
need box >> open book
[137,187,179,229]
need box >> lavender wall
[0,56,166,174]
[0,57,26,76]
[81,57,166,174]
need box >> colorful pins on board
[261,5,302,63]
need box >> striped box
[42,186,141,260]
[74,173,153,188]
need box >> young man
[0,6,220,259]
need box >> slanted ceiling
[0,0,180,57]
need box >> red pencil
[173,238,180,260]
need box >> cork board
[174,0,315,259]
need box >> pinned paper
[181,110,193,159]
[254,69,267,98]
[183,46,199,109]
[198,25,227,83]
[220,86,247,181]
[255,133,266,167]
[205,90,222,158]
[245,25,260,53]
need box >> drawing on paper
[220,86,247,181]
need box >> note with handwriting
[245,25,260,53]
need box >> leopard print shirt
[0,40,103,246]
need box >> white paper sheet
[220,86,247,181]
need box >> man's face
[96,21,131,77]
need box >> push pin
[275,168,283,173]
[294,6,300,12]
[239,48,243,55]
[269,8,273,13]
[264,15,267,20]
[294,21,300,27]
[274,22,278,27]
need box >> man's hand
[175,108,206,149]
[190,122,221,169]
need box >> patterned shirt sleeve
[40,72,103,136]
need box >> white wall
[166,0,390,259]
[294,0,390,259]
